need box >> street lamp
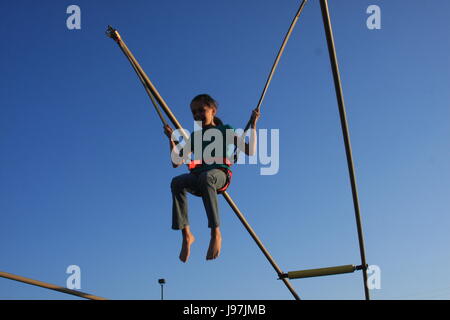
[158,278,166,300]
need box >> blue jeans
[170,169,227,230]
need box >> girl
[164,94,260,262]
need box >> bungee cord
[234,0,308,163]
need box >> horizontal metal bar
[0,271,107,300]
[282,264,358,280]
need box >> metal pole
[222,192,300,300]
[319,0,370,300]
[0,271,107,300]
[158,279,165,300]
[106,26,186,139]
[236,0,308,162]
[253,0,307,116]
[125,50,168,127]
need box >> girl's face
[191,102,216,126]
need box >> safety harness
[188,157,233,194]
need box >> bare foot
[206,228,222,260]
[179,227,195,263]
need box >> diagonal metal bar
[319,0,370,300]
[222,192,300,300]
[236,0,308,163]
[0,271,107,300]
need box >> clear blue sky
[1,0,449,300]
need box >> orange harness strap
[188,158,233,193]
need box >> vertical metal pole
[319,0,370,300]
[158,279,165,300]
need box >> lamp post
[158,279,165,300]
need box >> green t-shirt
[188,124,235,174]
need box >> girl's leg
[207,227,222,260]
[198,169,227,228]
[197,169,227,260]
[179,225,195,263]
[170,173,199,230]
[170,173,199,262]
